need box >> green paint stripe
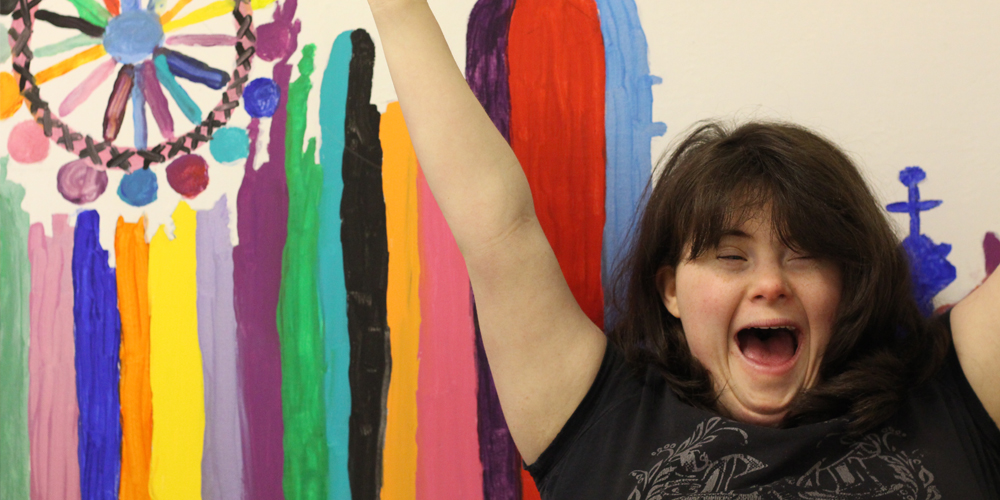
[278,44,329,500]
[67,0,112,28]
[35,33,102,59]
[0,156,31,500]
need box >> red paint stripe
[105,0,120,16]
[508,0,606,332]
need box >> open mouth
[737,326,800,367]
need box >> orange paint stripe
[159,0,193,24]
[105,0,120,16]
[115,217,152,500]
[379,102,421,500]
[35,45,107,85]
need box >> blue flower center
[103,10,164,65]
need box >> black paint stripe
[34,9,104,38]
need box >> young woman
[365,1,1000,497]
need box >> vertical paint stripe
[29,216,81,500]
[415,169,484,500]
[318,30,354,500]
[342,29,390,500]
[280,44,329,500]
[116,216,152,500]
[508,0,607,330]
[379,102,420,500]
[196,198,242,500]
[234,19,291,500]
[464,2,524,498]
[72,210,122,500]
[0,157,31,500]
[148,202,204,499]
[594,0,666,329]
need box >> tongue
[740,329,796,365]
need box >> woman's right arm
[367,0,606,463]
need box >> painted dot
[1,72,23,119]
[209,127,250,163]
[244,78,281,118]
[166,154,209,198]
[57,159,108,204]
[8,120,49,163]
[102,10,165,64]
[118,168,158,207]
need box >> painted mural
[1,1,996,500]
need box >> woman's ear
[656,266,681,318]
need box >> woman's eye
[718,255,745,261]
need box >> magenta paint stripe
[234,96,288,500]
[197,197,243,500]
[415,170,484,499]
[984,232,999,277]
[28,216,81,500]
[58,57,117,117]
[138,61,176,141]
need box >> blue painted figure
[886,166,956,316]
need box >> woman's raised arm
[366,0,606,463]
[951,266,1000,427]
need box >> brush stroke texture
[29,216,81,500]
[416,168,484,500]
[1,157,31,500]
[594,0,666,328]
[343,29,390,500]
[464,1,523,498]
[279,43,329,500]
[72,210,122,500]
[115,217,152,500]
[197,198,243,500]
[318,30,354,500]
[148,202,205,499]
[380,102,421,500]
[234,3,295,497]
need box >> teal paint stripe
[317,31,353,500]
[0,156,31,500]
[595,0,667,329]
[153,54,203,124]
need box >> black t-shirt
[526,335,1000,498]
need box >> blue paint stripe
[160,48,230,90]
[317,31,353,500]
[72,210,122,500]
[132,66,148,150]
[121,0,142,12]
[153,54,203,124]
[595,0,667,329]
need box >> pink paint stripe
[166,34,239,47]
[58,57,117,117]
[415,168,484,500]
[28,216,81,500]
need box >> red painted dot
[165,154,209,198]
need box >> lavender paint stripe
[594,0,666,330]
[465,2,521,498]
[72,210,122,500]
[198,196,243,500]
[28,216,81,500]
[166,34,239,47]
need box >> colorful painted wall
[2,1,997,499]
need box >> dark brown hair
[609,121,950,435]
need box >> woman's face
[657,211,842,426]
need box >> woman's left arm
[951,268,1000,426]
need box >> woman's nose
[750,263,790,302]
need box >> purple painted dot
[57,159,108,204]
[166,154,209,198]
[244,78,281,118]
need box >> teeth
[752,326,796,331]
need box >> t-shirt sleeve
[524,343,641,484]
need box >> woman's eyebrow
[720,229,751,239]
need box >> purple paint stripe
[138,61,176,141]
[166,34,239,47]
[28,216,81,500]
[234,68,290,500]
[465,1,522,499]
[985,232,1000,276]
[197,197,243,500]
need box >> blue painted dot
[118,168,158,207]
[243,78,281,118]
[103,10,165,64]
[209,127,250,163]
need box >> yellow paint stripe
[158,0,193,24]
[148,202,204,500]
[163,0,278,33]
[379,102,420,500]
[35,45,106,85]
